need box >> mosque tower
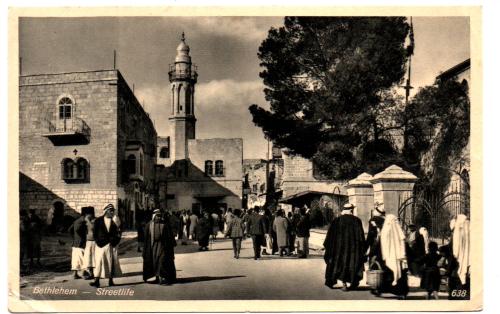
[168,32,197,161]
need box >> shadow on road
[176,275,245,284]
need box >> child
[420,241,441,299]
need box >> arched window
[215,160,224,176]
[127,154,136,175]
[205,160,213,176]
[61,158,74,180]
[76,158,89,180]
[58,97,73,120]
[61,157,89,181]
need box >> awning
[279,190,344,204]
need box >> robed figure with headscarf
[378,214,409,299]
[323,204,366,291]
[90,204,122,288]
[143,210,177,285]
[443,214,470,299]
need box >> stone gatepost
[346,172,374,233]
[370,165,418,216]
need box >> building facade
[279,152,348,218]
[156,35,243,213]
[19,70,157,227]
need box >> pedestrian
[445,214,470,299]
[406,224,426,276]
[82,206,96,280]
[211,211,220,240]
[295,206,311,258]
[68,209,87,279]
[27,209,43,267]
[20,210,30,268]
[196,211,212,251]
[287,211,297,255]
[323,203,365,291]
[142,209,177,285]
[182,210,190,243]
[378,214,409,299]
[261,209,273,256]
[224,208,234,232]
[45,207,54,234]
[420,241,442,299]
[189,211,198,240]
[135,208,146,253]
[225,208,245,259]
[419,226,430,254]
[365,202,386,264]
[246,206,266,260]
[90,204,122,288]
[273,209,289,257]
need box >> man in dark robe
[143,209,177,285]
[324,203,365,291]
[365,202,386,264]
[246,206,266,260]
[405,224,426,276]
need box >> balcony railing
[42,117,91,145]
[168,64,198,82]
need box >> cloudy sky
[19,16,470,159]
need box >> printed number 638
[451,290,468,297]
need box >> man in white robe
[90,204,122,288]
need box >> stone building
[19,70,157,227]
[243,158,284,209]
[435,58,470,197]
[156,35,243,213]
[279,152,348,220]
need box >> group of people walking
[323,202,470,300]
[26,200,470,298]
[69,204,122,288]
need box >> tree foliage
[250,17,470,188]
[249,17,410,178]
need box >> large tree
[249,17,411,178]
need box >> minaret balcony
[168,64,198,82]
[42,117,91,145]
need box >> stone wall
[19,70,138,219]
[20,70,119,194]
[281,153,347,198]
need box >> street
[20,234,445,300]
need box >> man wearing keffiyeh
[142,209,177,285]
[89,204,122,288]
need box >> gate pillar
[370,165,418,216]
[346,172,374,233]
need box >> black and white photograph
[7,7,482,312]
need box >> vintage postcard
[8,6,482,312]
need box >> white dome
[175,32,191,63]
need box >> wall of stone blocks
[20,189,118,221]
[19,70,121,217]
[116,73,157,190]
[20,70,119,190]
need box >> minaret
[168,32,197,161]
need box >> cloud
[135,79,270,159]
[186,17,282,43]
